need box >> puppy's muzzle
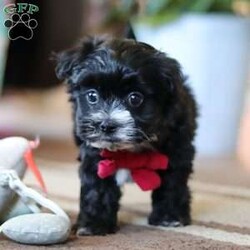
[100,120,117,134]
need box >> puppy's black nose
[100,121,117,133]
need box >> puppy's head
[55,37,186,151]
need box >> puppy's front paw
[73,223,118,236]
[76,226,93,236]
[148,213,189,227]
[149,218,183,227]
[72,223,93,236]
[157,220,183,227]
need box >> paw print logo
[4,13,38,40]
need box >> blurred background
[0,0,250,170]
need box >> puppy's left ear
[160,56,184,94]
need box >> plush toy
[98,149,169,191]
[0,137,71,245]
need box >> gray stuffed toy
[0,137,71,245]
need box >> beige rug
[1,157,250,249]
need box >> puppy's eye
[127,92,144,107]
[86,90,99,104]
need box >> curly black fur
[55,36,197,235]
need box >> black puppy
[55,37,197,235]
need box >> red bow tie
[98,149,169,191]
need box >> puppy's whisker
[134,128,151,141]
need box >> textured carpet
[1,157,250,249]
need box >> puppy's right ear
[54,48,80,81]
[54,36,107,82]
